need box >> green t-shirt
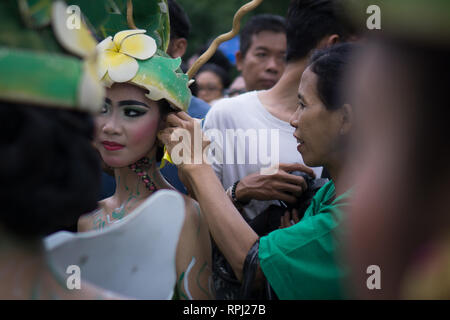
[259,181,351,300]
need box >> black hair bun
[0,102,101,238]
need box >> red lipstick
[102,141,124,151]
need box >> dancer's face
[94,83,161,168]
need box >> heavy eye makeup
[118,100,150,118]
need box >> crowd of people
[0,0,449,300]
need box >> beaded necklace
[129,157,157,192]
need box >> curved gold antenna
[127,0,138,29]
[187,0,263,79]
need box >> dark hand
[279,208,300,229]
[235,163,315,204]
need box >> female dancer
[77,28,213,300]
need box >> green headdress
[95,27,192,112]
[69,0,191,111]
[0,0,105,112]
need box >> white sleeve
[203,105,225,185]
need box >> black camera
[280,171,325,211]
[249,171,328,237]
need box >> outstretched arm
[159,112,258,281]
[184,165,259,282]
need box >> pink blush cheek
[127,118,159,147]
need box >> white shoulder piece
[44,190,185,299]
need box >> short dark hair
[286,0,356,62]
[0,103,101,238]
[197,63,232,89]
[196,43,232,73]
[240,14,287,57]
[308,43,357,110]
[168,0,191,39]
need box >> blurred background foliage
[177,0,291,59]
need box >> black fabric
[240,240,278,300]
[212,239,278,300]
[212,241,241,300]
[249,177,329,237]
[240,240,261,299]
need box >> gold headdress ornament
[187,0,264,79]
[127,0,139,30]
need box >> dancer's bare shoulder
[77,200,109,232]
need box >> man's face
[236,30,287,91]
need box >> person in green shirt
[259,182,351,299]
[257,43,355,299]
[159,40,357,299]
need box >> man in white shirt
[204,0,356,220]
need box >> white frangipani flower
[97,29,157,83]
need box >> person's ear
[158,118,166,131]
[339,103,353,135]
[316,34,340,50]
[168,38,188,59]
[326,34,340,46]
[235,51,243,71]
